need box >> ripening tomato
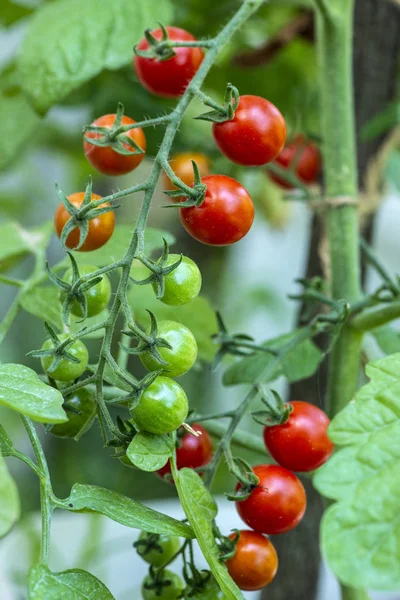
[163,152,211,191]
[180,175,254,246]
[236,464,306,535]
[54,192,115,252]
[134,26,204,98]
[212,95,286,166]
[226,530,278,591]
[156,255,202,306]
[60,265,111,318]
[50,389,96,439]
[84,114,146,176]
[142,569,185,600]
[140,320,198,377]
[156,423,213,481]
[136,532,181,567]
[269,134,322,189]
[263,401,334,472]
[131,376,188,434]
[41,334,89,382]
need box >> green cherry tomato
[155,255,202,306]
[131,376,188,434]
[50,389,96,439]
[40,334,89,382]
[142,570,185,600]
[136,532,181,567]
[184,576,225,599]
[60,265,112,318]
[140,320,198,377]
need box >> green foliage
[173,468,243,600]
[371,325,400,355]
[314,353,400,589]
[223,330,322,386]
[0,221,52,271]
[0,0,36,27]
[65,483,194,538]
[0,453,20,538]
[21,287,63,331]
[0,364,66,423]
[127,432,174,472]
[28,565,115,600]
[361,101,400,140]
[0,423,14,454]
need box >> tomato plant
[50,389,96,439]
[163,152,211,191]
[135,532,181,567]
[59,265,111,318]
[225,530,278,591]
[40,334,89,382]
[140,320,198,377]
[269,134,322,189]
[142,569,185,600]
[155,255,202,306]
[156,423,213,480]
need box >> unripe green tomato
[131,376,188,434]
[60,265,111,318]
[142,570,185,600]
[41,334,89,382]
[184,576,226,599]
[155,255,201,306]
[136,532,181,567]
[50,389,96,439]
[140,320,197,377]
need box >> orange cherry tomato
[226,530,278,591]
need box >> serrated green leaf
[127,432,174,472]
[223,331,322,386]
[20,287,63,330]
[17,0,173,113]
[0,453,20,538]
[174,468,244,600]
[0,364,67,423]
[314,353,400,589]
[65,483,194,538]
[28,565,115,599]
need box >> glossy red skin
[212,95,286,166]
[270,135,322,189]
[263,401,334,472]
[54,192,115,252]
[236,464,306,535]
[226,530,278,591]
[84,114,146,176]
[134,27,204,98]
[180,175,254,246]
[157,423,213,481]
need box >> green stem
[341,588,371,600]
[351,301,400,331]
[0,274,23,287]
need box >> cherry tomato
[212,95,286,166]
[226,530,278,591]
[84,114,146,176]
[163,152,211,191]
[50,389,96,439]
[236,464,306,535]
[156,423,213,481]
[131,376,188,434]
[184,575,224,599]
[270,134,321,189]
[59,265,111,318]
[134,26,204,98]
[140,320,198,377]
[54,192,115,252]
[142,569,185,600]
[263,401,334,472]
[180,175,254,246]
[136,532,181,567]
[40,334,89,382]
[156,255,202,306]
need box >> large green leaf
[0,364,67,423]
[0,453,20,538]
[65,483,194,538]
[127,432,174,472]
[314,353,400,590]
[28,565,115,599]
[17,0,173,113]
[173,468,243,600]
[223,331,322,386]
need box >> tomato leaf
[0,364,67,423]
[0,453,20,538]
[28,565,115,599]
[0,423,14,454]
[370,325,400,355]
[17,0,173,114]
[173,468,244,600]
[21,287,63,331]
[223,330,322,386]
[0,221,52,271]
[314,353,400,589]
[65,483,194,539]
[127,432,174,472]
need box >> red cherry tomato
[226,530,278,591]
[236,464,306,535]
[270,134,321,189]
[134,26,204,98]
[180,175,254,246]
[156,423,213,481]
[54,192,115,252]
[263,401,334,472]
[212,95,286,166]
[84,114,146,176]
